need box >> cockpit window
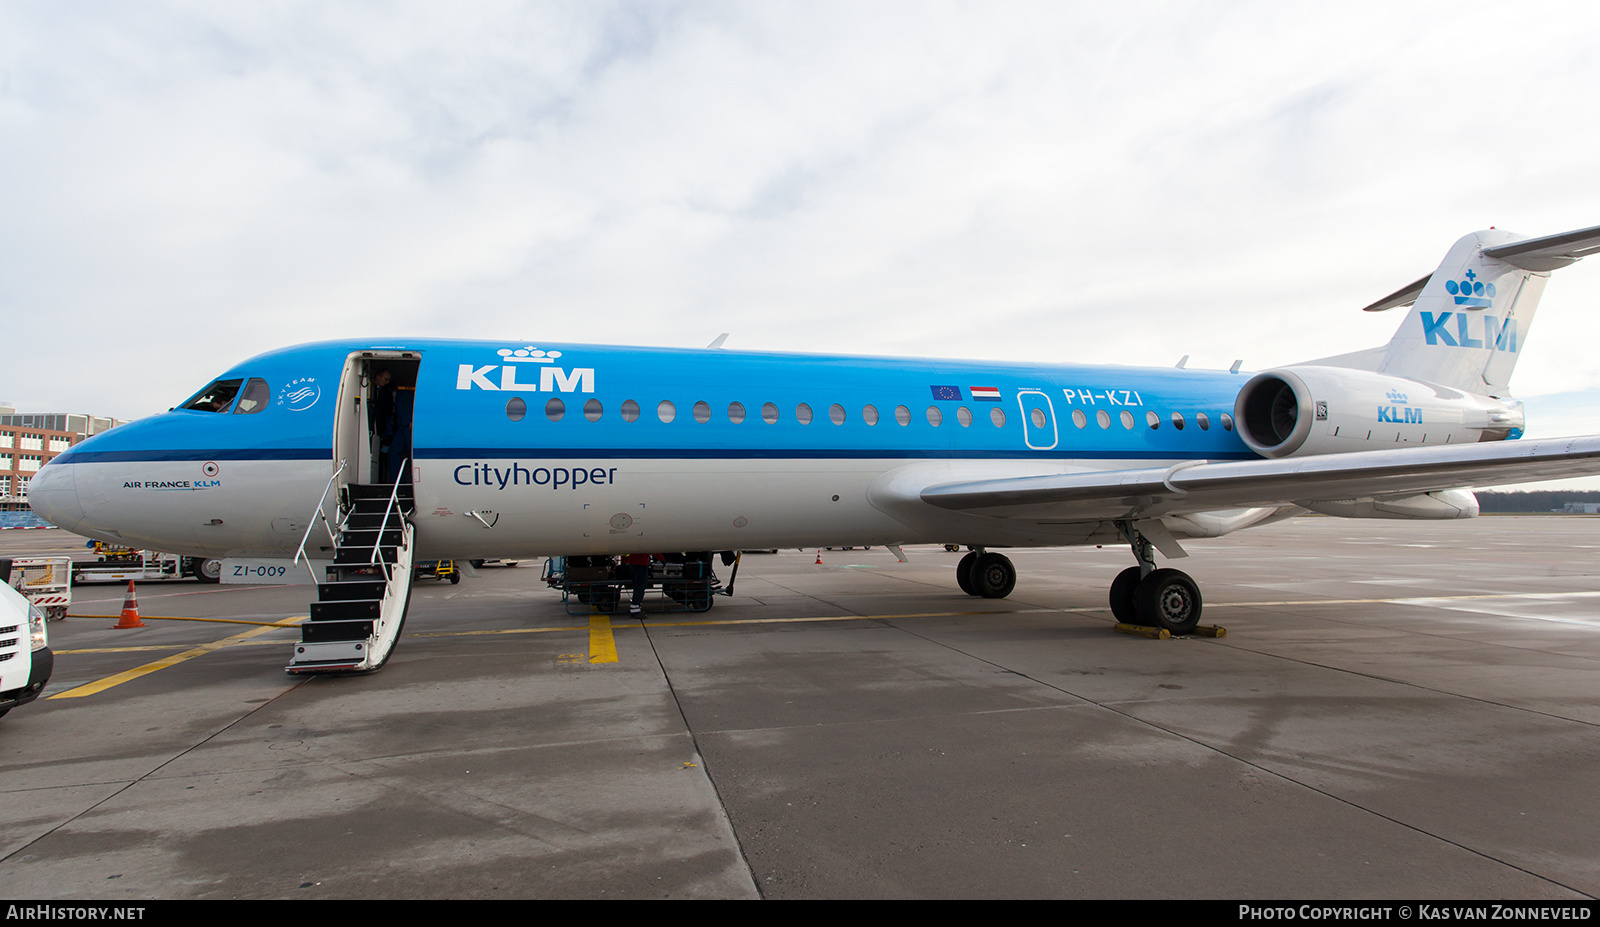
[233,378,270,415]
[181,379,244,413]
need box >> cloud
[3,1,1599,425]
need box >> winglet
[707,333,730,350]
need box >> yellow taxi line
[49,621,303,699]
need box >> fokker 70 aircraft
[28,223,1600,673]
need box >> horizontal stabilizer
[1361,274,1431,313]
[919,435,1600,521]
[1483,222,1600,272]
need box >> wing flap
[920,435,1600,520]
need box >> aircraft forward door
[1017,390,1058,450]
[331,351,421,489]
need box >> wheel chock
[1191,625,1226,638]
[1114,623,1169,639]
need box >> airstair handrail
[293,459,346,583]
[371,458,410,574]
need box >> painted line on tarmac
[65,614,308,627]
[48,619,306,699]
[413,590,1600,641]
[588,614,618,664]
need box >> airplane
[27,223,1600,674]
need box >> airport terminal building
[0,405,125,528]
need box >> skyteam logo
[276,377,321,412]
[1444,269,1495,308]
[457,346,594,393]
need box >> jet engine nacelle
[1233,366,1524,459]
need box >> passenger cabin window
[829,403,846,425]
[796,403,813,424]
[181,379,243,413]
[545,398,565,422]
[1120,410,1135,429]
[233,378,270,414]
[1096,410,1111,429]
[621,400,640,422]
[658,400,676,423]
[1146,410,1160,430]
[863,405,879,426]
[693,401,711,423]
[957,407,973,427]
[1171,412,1185,431]
[1196,412,1210,431]
[506,397,527,421]
[926,406,942,427]
[1221,413,1235,431]
[729,402,746,424]
[895,405,911,426]
[761,402,779,424]
[584,399,603,422]
[1071,409,1087,428]
[991,408,1006,428]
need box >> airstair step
[301,619,375,642]
[335,547,397,565]
[318,580,388,601]
[340,528,404,548]
[310,599,380,621]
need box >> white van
[0,560,53,720]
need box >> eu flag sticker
[930,385,963,401]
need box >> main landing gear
[1109,521,1202,635]
[950,527,1203,635]
[955,549,1016,599]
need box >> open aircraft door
[331,350,422,493]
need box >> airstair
[288,471,414,674]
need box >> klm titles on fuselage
[456,345,595,393]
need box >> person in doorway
[370,367,396,483]
[390,379,414,484]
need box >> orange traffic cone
[114,580,145,628]
[815,549,823,564]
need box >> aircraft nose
[28,461,87,531]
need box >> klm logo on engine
[1378,406,1423,424]
[1378,388,1420,424]
[456,345,594,392]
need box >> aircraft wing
[919,435,1600,521]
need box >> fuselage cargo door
[1017,389,1058,450]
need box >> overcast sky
[5,1,1600,481]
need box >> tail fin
[1315,223,1600,396]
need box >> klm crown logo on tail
[1419,270,1517,352]
[1444,270,1495,307]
